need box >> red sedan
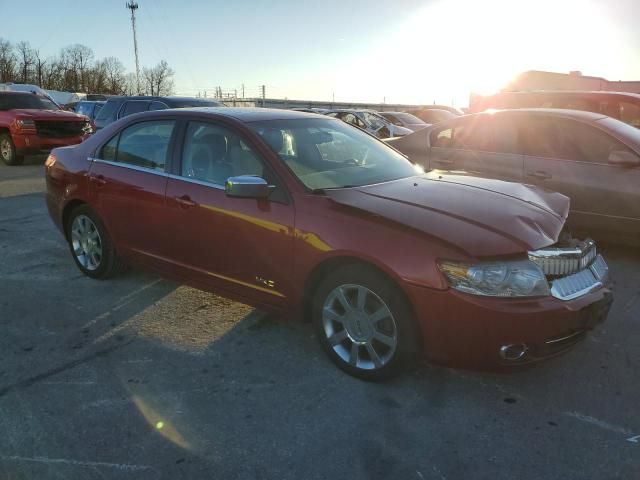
[45,108,612,379]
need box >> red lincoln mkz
[45,108,612,379]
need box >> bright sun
[334,0,624,107]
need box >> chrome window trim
[166,173,226,190]
[92,158,168,177]
[90,158,230,191]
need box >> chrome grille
[528,239,597,276]
[549,254,608,300]
[590,254,609,282]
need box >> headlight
[82,121,94,134]
[438,259,550,297]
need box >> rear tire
[65,205,127,279]
[312,264,420,380]
[0,133,23,166]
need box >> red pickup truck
[0,92,92,165]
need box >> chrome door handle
[89,174,107,186]
[526,170,552,180]
[174,195,197,208]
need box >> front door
[520,116,640,240]
[164,120,295,307]
[89,119,177,261]
[429,118,524,183]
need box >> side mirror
[608,150,640,167]
[225,176,274,199]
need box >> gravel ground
[0,158,638,480]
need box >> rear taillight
[11,119,37,134]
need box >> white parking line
[82,279,163,329]
[563,411,636,438]
[0,455,153,472]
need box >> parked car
[74,100,105,124]
[0,92,91,165]
[470,90,640,128]
[388,108,640,245]
[94,95,224,130]
[406,108,458,125]
[45,108,612,379]
[292,107,328,114]
[378,111,428,131]
[325,109,412,138]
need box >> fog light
[499,343,528,361]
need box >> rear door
[520,116,640,239]
[164,119,295,307]
[89,118,177,260]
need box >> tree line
[0,39,175,96]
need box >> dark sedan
[94,95,224,130]
[45,108,612,379]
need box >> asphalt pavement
[0,157,638,480]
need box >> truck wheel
[312,264,420,380]
[0,133,24,166]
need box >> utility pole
[241,83,245,98]
[260,85,266,107]
[126,2,141,95]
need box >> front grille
[528,239,597,276]
[34,120,86,138]
[550,268,601,300]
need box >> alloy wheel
[70,214,103,271]
[321,284,398,370]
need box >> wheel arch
[301,255,425,350]
[62,199,88,240]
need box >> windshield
[393,112,426,124]
[250,118,420,190]
[361,111,388,130]
[0,93,59,111]
[598,116,640,146]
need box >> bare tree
[16,41,35,83]
[142,60,174,96]
[0,38,16,83]
[123,72,138,96]
[33,48,46,87]
[103,57,126,94]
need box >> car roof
[106,95,221,103]
[475,108,608,121]
[493,90,640,100]
[160,107,331,122]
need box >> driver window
[181,122,265,186]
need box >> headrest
[198,133,227,160]
[261,129,284,153]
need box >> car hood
[11,109,87,121]
[325,173,570,257]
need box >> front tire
[66,205,127,279]
[312,264,419,380]
[0,133,24,166]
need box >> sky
[1,0,639,107]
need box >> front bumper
[13,133,86,155]
[405,281,612,370]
